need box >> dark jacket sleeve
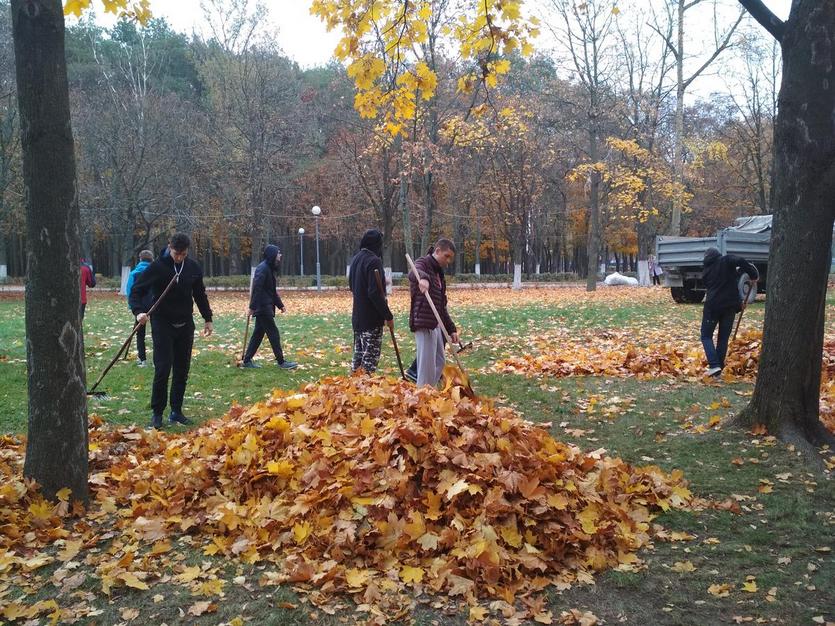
[409,256,431,284]
[192,267,213,322]
[129,262,158,315]
[367,260,393,321]
[725,255,759,280]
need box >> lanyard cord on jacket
[173,261,184,284]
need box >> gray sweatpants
[415,327,445,387]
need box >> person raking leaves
[700,247,759,377]
[240,244,298,370]
[130,234,214,429]
[348,229,394,374]
[408,238,461,387]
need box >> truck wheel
[670,287,687,303]
[683,286,705,304]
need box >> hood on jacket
[263,244,281,270]
[703,247,721,267]
[360,229,384,258]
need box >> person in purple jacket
[409,238,460,387]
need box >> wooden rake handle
[88,273,178,394]
[374,268,406,380]
[732,279,757,342]
[405,254,469,379]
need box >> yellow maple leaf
[57,539,82,562]
[672,560,695,573]
[741,579,758,592]
[63,0,91,18]
[469,605,489,621]
[707,583,731,597]
[119,572,149,590]
[500,524,523,548]
[55,487,72,502]
[399,565,424,584]
[266,460,294,477]
[345,568,370,588]
[578,504,599,534]
[293,521,312,544]
[194,578,225,596]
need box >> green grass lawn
[0,288,832,625]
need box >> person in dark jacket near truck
[241,244,298,370]
[701,247,759,376]
[409,238,459,387]
[349,229,394,373]
[130,234,214,429]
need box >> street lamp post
[311,205,322,291]
[298,227,305,276]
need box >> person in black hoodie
[701,247,759,376]
[241,244,298,370]
[130,233,213,429]
[349,229,394,373]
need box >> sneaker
[168,411,193,425]
[147,414,163,430]
[137,359,146,368]
[240,360,260,369]
[706,366,722,377]
[404,369,417,383]
[277,360,298,370]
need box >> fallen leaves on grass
[495,329,835,434]
[0,374,693,621]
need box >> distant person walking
[700,247,759,377]
[79,258,96,320]
[130,234,214,429]
[648,255,663,286]
[349,229,394,374]
[409,239,459,388]
[126,250,154,366]
[241,244,298,370]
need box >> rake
[405,254,475,397]
[374,268,406,380]
[87,273,178,398]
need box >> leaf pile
[494,329,835,433]
[2,376,692,620]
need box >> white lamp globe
[298,227,305,234]
[311,205,321,216]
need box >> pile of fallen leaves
[1,375,693,622]
[494,329,835,434]
[494,328,764,381]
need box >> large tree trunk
[738,0,835,450]
[13,0,89,503]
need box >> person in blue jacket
[126,250,154,366]
[241,244,298,369]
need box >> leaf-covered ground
[0,287,833,625]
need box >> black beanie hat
[360,229,384,257]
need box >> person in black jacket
[701,247,759,376]
[241,244,298,370]
[130,233,214,429]
[348,229,394,373]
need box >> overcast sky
[81,0,790,66]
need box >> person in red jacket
[79,258,96,320]
[409,238,459,387]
